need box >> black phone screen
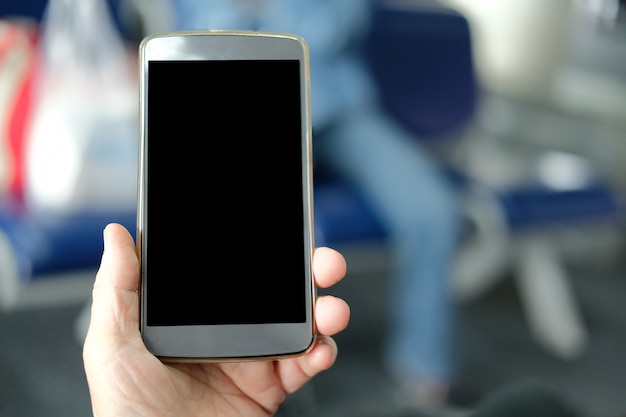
[145,59,307,326]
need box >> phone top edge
[140,30,308,48]
[139,29,309,63]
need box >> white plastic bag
[25,0,138,213]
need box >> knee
[390,183,461,243]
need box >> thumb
[84,223,142,356]
[96,223,140,293]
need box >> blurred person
[168,0,462,408]
[83,223,350,417]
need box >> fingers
[279,335,339,395]
[292,275,349,391]
[278,248,349,394]
[315,295,350,337]
[303,335,338,373]
[313,246,350,336]
[313,247,346,289]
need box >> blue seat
[0,197,136,310]
[497,184,623,230]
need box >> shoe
[395,379,479,417]
[414,380,450,408]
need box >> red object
[0,21,38,201]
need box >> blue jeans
[315,103,461,385]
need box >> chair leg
[513,236,588,360]
[452,185,512,301]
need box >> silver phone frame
[137,30,316,361]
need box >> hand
[83,223,350,417]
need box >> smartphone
[137,31,315,361]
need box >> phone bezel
[137,31,316,361]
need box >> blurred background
[1,0,626,416]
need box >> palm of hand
[90,340,290,417]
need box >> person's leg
[316,105,461,403]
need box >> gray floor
[308,247,626,417]
[2,244,626,417]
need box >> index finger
[313,247,347,289]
